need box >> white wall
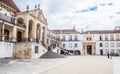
[0,41,13,58]
[62,41,82,52]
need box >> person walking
[107,51,109,59]
[110,52,112,59]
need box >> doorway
[17,31,22,42]
[87,45,92,55]
[100,49,103,55]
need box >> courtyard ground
[0,56,119,74]
[41,56,113,74]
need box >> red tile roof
[0,0,20,12]
[52,29,80,34]
[81,30,120,34]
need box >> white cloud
[14,0,120,31]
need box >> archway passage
[36,24,41,43]
[42,27,46,45]
[28,20,34,39]
[87,45,92,55]
[4,29,9,41]
[17,31,22,42]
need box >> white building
[81,27,120,55]
[52,27,81,55]
[51,26,120,56]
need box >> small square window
[35,46,39,53]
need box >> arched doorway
[87,45,92,55]
[36,24,41,43]
[17,31,22,42]
[28,20,34,41]
[4,29,9,41]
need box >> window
[105,35,108,41]
[35,46,39,53]
[110,43,114,47]
[105,49,109,54]
[111,49,114,53]
[69,43,72,48]
[69,35,72,41]
[105,43,109,47]
[99,36,102,41]
[117,43,120,47]
[117,49,120,54]
[75,43,77,47]
[63,44,65,47]
[87,37,89,41]
[116,35,120,40]
[110,35,114,41]
[62,35,66,41]
[74,35,78,41]
[100,43,103,47]
[86,37,92,41]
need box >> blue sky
[14,0,120,31]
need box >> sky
[14,0,120,32]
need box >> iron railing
[0,13,26,28]
[16,24,26,28]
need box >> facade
[0,0,120,59]
[52,27,81,55]
[81,28,120,55]
[47,29,61,54]
[51,26,120,56]
[0,0,48,59]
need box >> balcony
[0,13,15,24]
[16,24,26,28]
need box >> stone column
[12,26,17,42]
[33,22,36,41]
[2,23,5,41]
[40,26,43,42]
[24,20,29,42]
[44,29,47,45]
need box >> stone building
[0,0,48,59]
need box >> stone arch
[42,26,46,45]
[36,23,41,42]
[17,31,22,42]
[4,29,10,41]
[28,20,34,38]
[17,18,24,24]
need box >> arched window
[17,18,24,24]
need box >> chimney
[35,4,37,11]
[26,5,29,13]
[38,4,40,9]
[73,25,76,30]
